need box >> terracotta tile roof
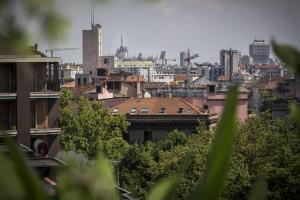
[144,82,166,89]
[217,75,230,81]
[125,75,145,82]
[174,75,188,81]
[255,64,278,69]
[110,97,209,115]
[101,97,130,108]
[239,64,246,69]
[60,81,75,89]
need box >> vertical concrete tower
[82,8,103,76]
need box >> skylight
[159,107,166,113]
[140,107,149,113]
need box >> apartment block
[0,36,61,157]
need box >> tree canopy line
[59,90,300,199]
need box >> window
[144,131,152,142]
[90,70,92,75]
[104,58,109,64]
[185,108,192,113]
[112,108,119,114]
[96,85,102,93]
[140,107,149,113]
[83,78,87,85]
[177,108,184,113]
[159,107,166,113]
[130,108,136,114]
[77,78,81,86]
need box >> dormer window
[177,108,184,113]
[112,108,119,114]
[185,108,192,113]
[141,107,149,113]
[159,107,166,113]
[130,108,137,114]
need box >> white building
[114,60,155,81]
[60,63,83,83]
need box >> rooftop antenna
[121,34,123,47]
[90,7,95,28]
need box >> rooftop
[110,97,209,116]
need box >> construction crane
[46,48,79,57]
[184,49,199,87]
[165,58,176,65]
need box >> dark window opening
[77,78,81,86]
[96,85,102,93]
[83,78,87,85]
[144,131,152,142]
[104,58,109,64]
[177,108,183,113]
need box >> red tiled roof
[125,75,145,82]
[255,64,278,69]
[174,75,188,81]
[217,75,230,81]
[61,81,75,89]
[110,97,209,115]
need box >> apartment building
[0,36,60,157]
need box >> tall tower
[219,49,241,79]
[82,8,103,76]
[249,39,270,64]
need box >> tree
[59,90,129,159]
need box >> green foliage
[0,139,47,200]
[59,90,129,159]
[0,0,69,50]
[188,85,238,200]
[260,90,287,112]
[272,39,300,76]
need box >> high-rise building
[249,39,270,64]
[219,49,241,79]
[82,22,103,76]
[115,35,128,61]
[180,51,188,66]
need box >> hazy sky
[39,0,300,64]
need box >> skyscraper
[249,39,270,64]
[219,49,241,79]
[82,14,103,76]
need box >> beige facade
[82,24,103,76]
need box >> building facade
[109,97,215,142]
[219,49,241,79]
[82,23,103,76]
[249,39,270,65]
[0,38,61,157]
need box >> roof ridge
[179,97,207,115]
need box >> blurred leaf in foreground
[188,85,238,200]
[6,139,48,200]
[58,153,117,200]
[272,39,300,76]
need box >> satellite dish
[34,139,49,156]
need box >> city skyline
[38,0,300,64]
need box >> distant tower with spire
[115,35,128,60]
[82,7,103,75]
